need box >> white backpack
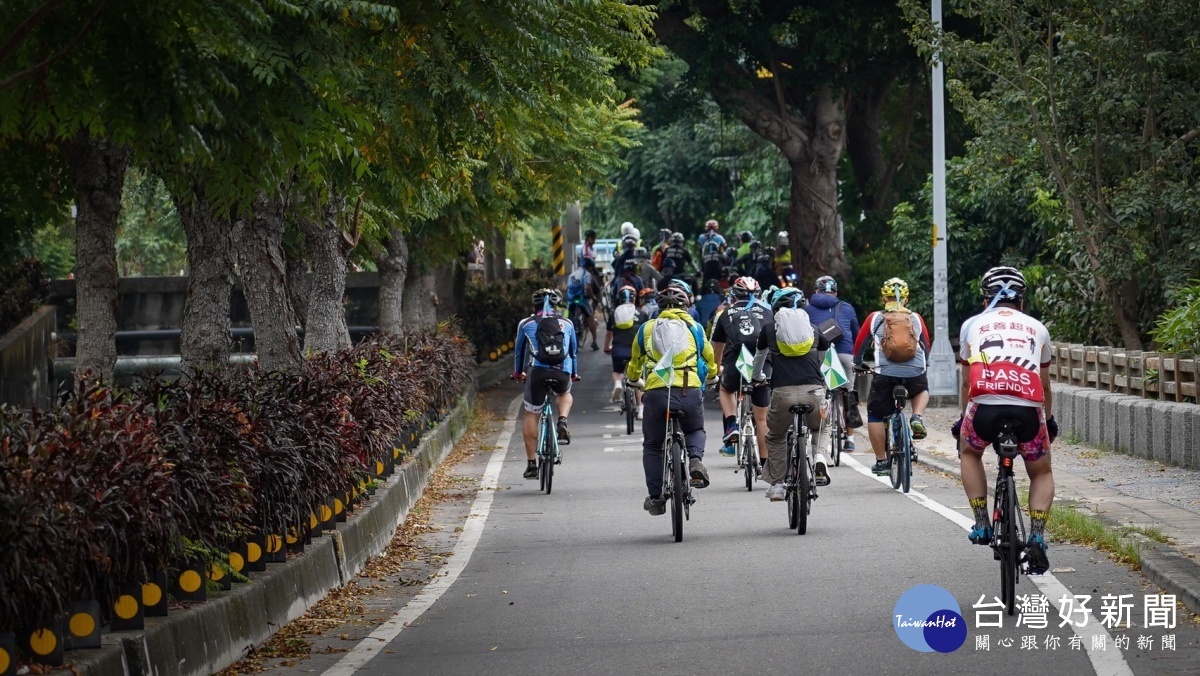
[613,302,638,329]
[775,306,816,357]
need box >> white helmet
[777,230,789,247]
[629,226,640,242]
[620,222,635,237]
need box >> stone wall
[1053,383,1200,469]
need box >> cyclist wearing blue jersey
[514,288,580,479]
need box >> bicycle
[991,420,1028,615]
[823,384,850,467]
[534,377,564,494]
[784,403,819,535]
[620,375,636,435]
[566,299,587,345]
[735,377,760,491]
[858,366,913,493]
[662,408,696,542]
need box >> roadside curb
[915,447,1200,616]
[62,379,478,676]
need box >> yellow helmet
[880,277,909,303]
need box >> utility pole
[927,0,956,396]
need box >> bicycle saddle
[789,404,814,415]
[892,385,909,400]
[667,408,688,420]
[542,378,562,387]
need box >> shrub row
[461,269,557,362]
[0,324,474,632]
[0,258,49,336]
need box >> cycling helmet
[670,231,684,244]
[620,221,636,237]
[581,256,596,269]
[705,219,719,231]
[532,288,562,307]
[731,276,761,299]
[749,240,762,252]
[584,229,596,238]
[880,277,910,303]
[659,228,671,241]
[777,230,789,247]
[739,230,753,243]
[634,246,648,258]
[764,246,776,258]
[667,278,693,296]
[814,275,837,293]
[771,287,806,312]
[617,286,637,304]
[658,286,691,309]
[981,266,1027,301]
[621,235,637,251]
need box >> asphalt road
[287,347,1200,676]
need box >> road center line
[322,395,523,676]
[840,453,1133,676]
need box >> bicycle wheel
[786,430,799,530]
[829,393,843,467]
[998,476,1017,614]
[901,437,912,493]
[671,441,685,542]
[539,457,548,492]
[888,419,902,490]
[743,432,755,491]
[625,387,635,435]
[797,439,811,535]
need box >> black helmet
[581,256,596,269]
[739,230,752,243]
[584,229,596,238]
[981,266,1027,301]
[658,286,691,309]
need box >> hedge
[0,324,473,635]
[461,269,558,362]
[0,259,49,337]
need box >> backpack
[613,302,639,330]
[702,239,722,263]
[638,317,709,386]
[880,309,918,362]
[535,316,567,365]
[775,306,816,357]
[566,270,586,301]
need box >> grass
[1017,489,1173,569]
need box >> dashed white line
[322,396,523,676]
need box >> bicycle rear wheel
[786,431,799,530]
[888,420,902,490]
[671,441,685,542]
[829,393,843,467]
[797,444,811,535]
[742,432,756,491]
[999,476,1017,614]
[901,434,912,494]
[625,388,635,435]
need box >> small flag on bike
[653,345,676,384]
[736,344,755,382]
[821,349,849,390]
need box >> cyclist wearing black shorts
[711,276,772,459]
[604,286,649,416]
[513,288,580,479]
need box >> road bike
[823,384,850,467]
[662,407,696,542]
[991,420,1028,615]
[534,377,564,494]
[785,402,819,535]
[620,375,636,435]
[735,377,760,491]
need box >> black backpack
[535,316,567,365]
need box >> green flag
[821,349,849,390]
[736,344,755,382]
[653,344,676,385]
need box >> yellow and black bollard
[552,221,565,276]
[64,600,102,650]
[143,572,168,617]
[23,619,63,666]
[111,582,145,631]
[0,631,16,676]
[172,560,207,603]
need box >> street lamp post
[927,0,957,397]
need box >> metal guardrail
[1048,342,1198,403]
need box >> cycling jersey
[514,314,578,374]
[958,306,1052,406]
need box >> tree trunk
[377,227,408,335]
[300,196,350,355]
[786,86,849,287]
[236,190,302,371]
[402,265,436,329]
[177,184,234,372]
[1113,277,1144,350]
[285,245,310,332]
[63,133,130,377]
[492,229,508,281]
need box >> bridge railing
[1048,342,1197,404]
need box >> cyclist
[566,257,602,350]
[632,246,664,291]
[735,230,754,260]
[612,235,638,273]
[753,248,780,291]
[513,288,580,479]
[805,276,862,451]
[852,278,931,476]
[609,258,645,304]
[579,229,598,266]
[638,287,659,318]
[663,232,697,277]
[953,266,1056,574]
[604,286,649,416]
[755,288,833,499]
[697,219,727,281]
[694,277,723,327]
[619,221,640,245]
[651,228,672,270]
[734,240,762,276]
[711,277,772,460]
[625,286,718,515]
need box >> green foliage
[1150,281,1200,355]
[116,169,187,276]
[460,269,557,362]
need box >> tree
[906,0,1200,347]
[649,0,924,284]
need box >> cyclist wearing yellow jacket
[626,286,719,516]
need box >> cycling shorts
[962,402,1049,462]
[866,374,929,422]
[720,368,770,407]
[524,367,572,414]
[612,355,631,374]
[570,299,593,318]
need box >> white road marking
[322,396,523,676]
[840,454,1133,676]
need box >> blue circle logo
[893,584,966,653]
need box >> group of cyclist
[513,221,1058,573]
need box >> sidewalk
[908,406,1200,616]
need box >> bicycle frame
[993,422,1027,614]
[535,390,560,463]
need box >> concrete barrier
[0,305,55,408]
[1053,383,1200,469]
[68,378,478,676]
